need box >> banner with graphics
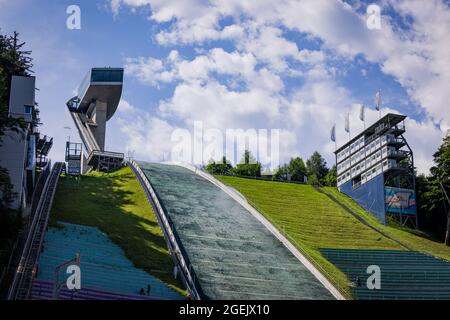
[385,187,417,215]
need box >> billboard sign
[385,187,416,215]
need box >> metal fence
[127,160,202,300]
[7,162,64,300]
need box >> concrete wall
[8,75,35,123]
[0,129,28,210]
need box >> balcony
[386,137,406,148]
[387,149,409,159]
[389,123,406,136]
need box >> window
[24,105,33,114]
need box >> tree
[233,150,261,177]
[0,31,32,140]
[306,151,329,183]
[205,156,232,175]
[323,165,337,187]
[288,157,306,182]
[429,131,450,245]
[273,164,289,181]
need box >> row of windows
[337,143,383,176]
[337,133,401,174]
[337,158,399,187]
[338,144,408,180]
[337,132,400,165]
[336,136,365,163]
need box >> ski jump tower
[66,68,124,173]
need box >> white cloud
[113,0,450,173]
[116,104,176,162]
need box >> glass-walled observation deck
[77,68,124,104]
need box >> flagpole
[376,90,382,119]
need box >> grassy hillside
[50,166,185,295]
[216,175,450,298]
[322,187,450,261]
[216,176,403,298]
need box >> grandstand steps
[321,248,450,300]
[32,222,183,300]
[31,280,156,300]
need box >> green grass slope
[216,176,403,298]
[50,166,185,295]
[322,187,450,261]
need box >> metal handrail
[69,111,99,154]
[127,160,201,300]
[87,150,125,162]
[7,162,63,300]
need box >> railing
[87,149,125,162]
[387,149,408,158]
[127,160,201,300]
[8,162,64,300]
[213,173,307,184]
[29,161,51,217]
[69,111,99,154]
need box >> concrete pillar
[90,101,107,151]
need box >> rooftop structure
[66,68,125,172]
[335,113,417,227]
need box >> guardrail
[69,111,99,154]
[127,160,202,300]
[213,173,307,184]
[29,161,51,218]
[87,149,125,163]
[8,162,64,300]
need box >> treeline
[205,150,337,186]
[415,131,450,244]
[206,150,261,177]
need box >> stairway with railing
[69,111,100,155]
[7,162,64,300]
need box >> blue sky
[1,0,449,173]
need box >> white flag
[375,91,381,111]
[330,124,336,142]
[345,113,350,133]
[359,104,365,122]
